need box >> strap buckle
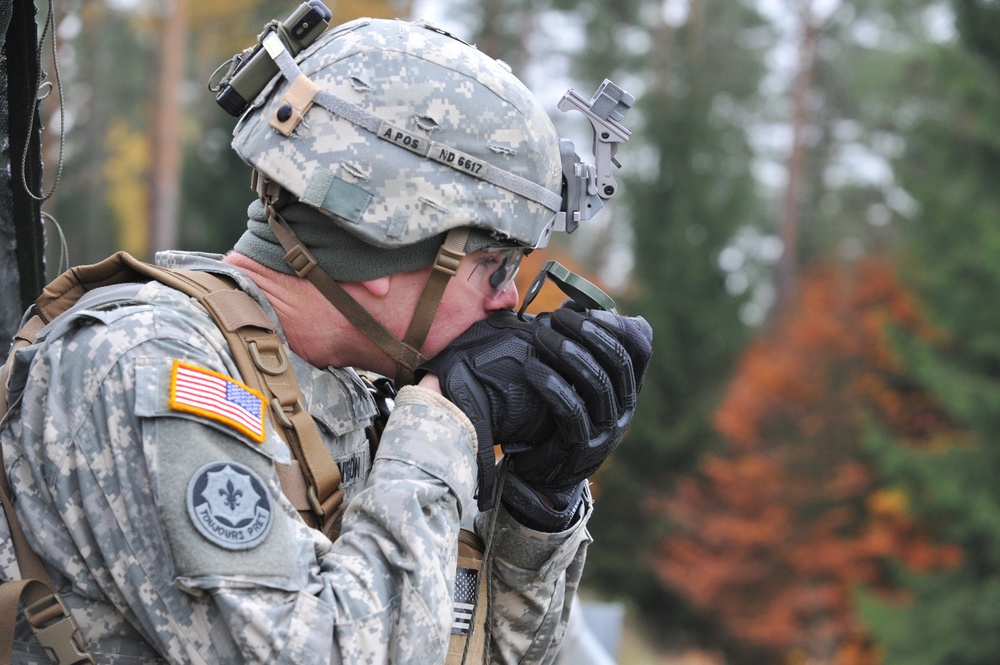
[251,169,284,205]
[306,485,326,518]
[271,396,306,430]
[282,243,319,278]
[248,339,289,376]
[433,243,464,276]
[25,594,95,665]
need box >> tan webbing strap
[398,228,470,386]
[263,204,428,379]
[0,251,345,663]
[132,263,345,533]
[0,579,95,665]
[12,251,343,532]
[274,460,310,511]
[33,253,156,323]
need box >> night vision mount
[523,81,634,315]
[536,79,634,248]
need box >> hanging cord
[41,210,69,275]
[21,0,66,202]
[460,460,510,664]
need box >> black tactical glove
[502,305,653,531]
[418,310,556,510]
[500,471,589,533]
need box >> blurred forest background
[9,0,1000,662]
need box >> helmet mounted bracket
[534,79,634,250]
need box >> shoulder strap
[148,264,345,535]
[108,252,345,533]
[0,434,94,665]
[28,251,343,531]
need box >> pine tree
[582,1,772,642]
[657,257,958,664]
[855,2,1000,661]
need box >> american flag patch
[169,360,266,443]
[452,567,478,635]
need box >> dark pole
[0,0,43,344]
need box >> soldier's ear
[358,275,391,298]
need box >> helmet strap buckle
[432,236,466,277]
[395,228,471,385]
[282,243,319,278]
[251,169,295,208]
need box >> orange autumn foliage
[652,257,960,664]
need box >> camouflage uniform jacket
[0,251,593,664]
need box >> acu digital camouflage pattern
[0,251,592,664]
[232,18,564,250]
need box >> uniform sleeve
[4,301,480,665]
[313,385,478,663]
[167,383,480,664]
[475,485,594,665]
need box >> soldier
[1,15,651,665]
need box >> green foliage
[856,1,1000,660]
[954,0,1000,69]
[865,424,1000,570]
[177,99,256,254]
[858,568,1000,665]
[894,45,1000,370]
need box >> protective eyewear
[467,247,526,299]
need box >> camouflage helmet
[230,17,564,251]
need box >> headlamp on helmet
[209,0,333,118]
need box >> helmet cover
[232,18,563,250]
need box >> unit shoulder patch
[169,360,267,442]
[186,461,274,550]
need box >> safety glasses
[466,247,526,299]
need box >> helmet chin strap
[397,226,470,382]
[254,171,466,386]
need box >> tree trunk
[150,0,187,256]
[775,1,819,313]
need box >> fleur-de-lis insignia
[220,479,243,511]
